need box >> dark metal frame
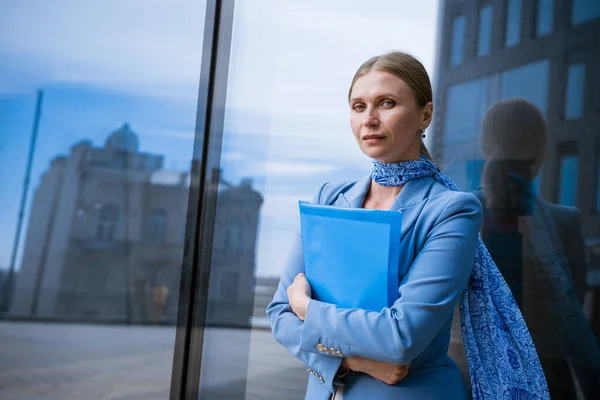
[170,0,236,398]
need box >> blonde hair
[349,51,434,161]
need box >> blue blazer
[267,175,483,400]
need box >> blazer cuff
[305,353,345,393]
[299,300,350,358]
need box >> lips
[362,134,385,141]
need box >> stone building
[12,123,263,326]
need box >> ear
[421,102,433,129]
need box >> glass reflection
[566,63,586,120]
[536,0,554,37]
[196,1,441,398]
[451,15,466,67]
[477,99,598,399]
[477,5,493,57]
[435,1,600,398]
[558,153,579,207]
[572,0,600,26]
[505,0,522,47]
[0,0,206,398]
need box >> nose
[363,108,379,128]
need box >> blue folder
[299,201,402,311]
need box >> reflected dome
[105,123,139,152]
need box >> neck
[369,179,403,197]
[364,179,403,210]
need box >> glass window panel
[501,59,550,113]
[565,63,586,119]
[194,1,443,398]
[433,0,599,397]
[478,5,494,57]
[559,155,579,206]
[444,78,490,143]
[451,15,467,66]
[0,1,207,398]
[505,0,522,47]
[536,0,554,36]
[572,0,600,26]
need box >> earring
[421,129,426,139]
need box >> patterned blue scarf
[372,155,550,400]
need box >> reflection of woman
[267,52,548,399]
[475,99,600,399]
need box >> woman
[266,52,548,399]
[474,99,600,399]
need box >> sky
[0,0,440,277]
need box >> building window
[565,63,586,119]
[477,5,494,57]
[95,205,118,241]
[147,209,168,243]
[505,0,522,47]
[445,78,489,143]
[572,0,600,26]
[225,220,244,251]
[536,0,554,36]
[559,154,578,206]
[501,59,550,113]
[450,15,466,67]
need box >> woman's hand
[287,273,312,320]
[342,357,411,385]
[288,274,410,384]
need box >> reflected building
[432,0,600,298]
[433,0,600,395]
[433,0,599,200]
[11,124,263,326]
[207,176,264,327]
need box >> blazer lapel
[335,175,436,211]
[389,177,436,211]
[339,175,371,208]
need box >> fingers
[385,365,409,385]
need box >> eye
[381,99,395,107]
[352,103,366,112]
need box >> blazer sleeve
[297,192,483,364]
[266,183,348,395]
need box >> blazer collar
[339,175,436,211]
[339,175,371,208]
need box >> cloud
[263,161,339,175]
[0,0,206,99]
[145,128,196,140]
[1,0,439,107]
[0,0,441,277]
[259,193,314,220]
[221,152,246,162]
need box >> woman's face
[349,70,432,163]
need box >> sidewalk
[0,321,306,400]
